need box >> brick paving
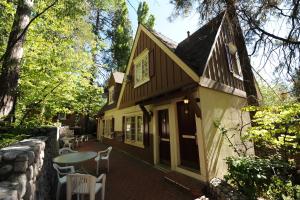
[65,139,195,200]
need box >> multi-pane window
[125,115,143,145]
[108,86,114,104]
[134,49,149,87]
[103,119,113,138]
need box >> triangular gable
[117,24,200,108]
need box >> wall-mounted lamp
[227,42,237,55]
[183,97,189,104]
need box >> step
[164,171,208,198]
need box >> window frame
[133,49,150,88]
[103,118,113,139]
[108,86,114,105]
[225,43,243,81]
[124,114,144,148]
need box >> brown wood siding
[120,31,195,108]
[204,17,245,91]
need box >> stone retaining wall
[0,127,59,200]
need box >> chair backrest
[59,147,76,155]
[98,146,112,158]
[107,146,112,156]
[67,174,96,200]
[53,163,62,179]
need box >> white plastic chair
[53,163,75,200]
[63,139,74,149]
[66,173,106,200]
[95,146,112,175]
[59,147,78,155]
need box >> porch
[60,139,199,200]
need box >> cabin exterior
[97,11,255,182]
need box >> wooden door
[177,101,200,170]
[158,109,171,165]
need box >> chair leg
[101,187,105,200]
[107,160,109,173]
[56,183,61,200]
[96,161,99,176]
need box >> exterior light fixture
[183,98,189,104]
[227,42,237,55]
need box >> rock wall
[209,178,246,200]
[0,127,59,200]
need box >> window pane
[142,56,149,80]
[126,118,131,141]
[130,117,136,141]
[136,63,142,83]
[137,116,143,143]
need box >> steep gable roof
[175,12,225,76]
[148,29,178,51]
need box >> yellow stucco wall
[199,87,253,180]
[97,105,153,139]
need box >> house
[97,11,256,182]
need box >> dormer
[106,71,124,105]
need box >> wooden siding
[204,17,245,91]
[120,31,195,108]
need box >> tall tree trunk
[0,0,34,120]
[226,2,259,107]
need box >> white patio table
[53,151,97,173]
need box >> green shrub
[225,156,298,200]
[0,133,28,148]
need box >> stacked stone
[209,178,246,200]
[0,137,47,200]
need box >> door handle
[160,138,170,142]
[182,135,196,139]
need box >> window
[103,119,113,138]
[225,43,243,80]
[134,49,150,87]
[108,86,114,104]
[125,115,144,146]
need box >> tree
[11,0,108,126]
[137,1,155,29]
[0,0,35,120]
[169,0,300,106]
[107,0,132,72]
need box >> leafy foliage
[219,102,300,199]
[0,0,115,127]
[137,1,155,29]
[225,156,298,200]
[0,133,28,148]
[245,103,300,159]
[106,0,132,72]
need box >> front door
[177,101,200,170]
[158,109,171,166]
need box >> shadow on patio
[58,139,194,200]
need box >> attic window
[108,86,114,104]
[225,43,243,80]
[134,49,150,88]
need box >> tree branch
[0,0,58,64]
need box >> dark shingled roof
[149,28,178,51]
[175,12,225,76]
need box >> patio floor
[60,139,195,200]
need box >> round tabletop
[53,151,97,164]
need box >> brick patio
[59,139,195,200]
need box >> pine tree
[137,1,155,29]
[107,0,132,72]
